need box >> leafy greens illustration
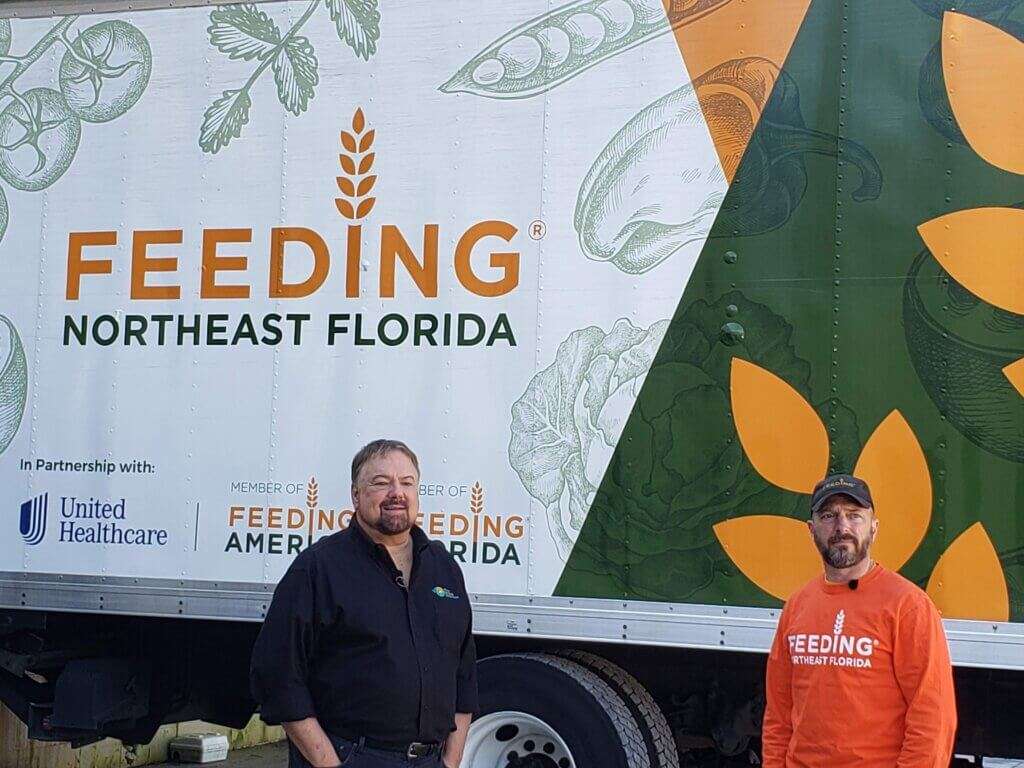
[199,1,380,154]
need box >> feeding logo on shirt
[432,586,459,600]
[787,610,879,669]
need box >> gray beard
[816,534,871,569]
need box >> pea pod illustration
[0,314,28,457]
[575,58,883,274]
[440,0,733,99]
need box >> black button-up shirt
[249,521,478,744]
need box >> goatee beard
[373,510,411,536]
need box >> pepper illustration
[575,58,883,274]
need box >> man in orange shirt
[762,474,957,767]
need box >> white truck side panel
[0,1,723,596]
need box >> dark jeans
[287,734,445,768]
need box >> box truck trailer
[0,0,1022,764]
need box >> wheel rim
[463,711,576,768]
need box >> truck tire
[469,652,650,768]
[555,650,680,768]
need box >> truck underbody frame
[2,571,1022,671]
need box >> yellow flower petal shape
[943,12,1024,174]
[918,207,1024,315]
[1005,358,1024,397]
[730,358,829,493]
[714,515,821,601]
[853,411,932,571]
[927,523,1009,622]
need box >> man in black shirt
[250,439,478,767]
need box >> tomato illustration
[58,20,151,123]
[0,88,81,192]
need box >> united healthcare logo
[19,493,48,546]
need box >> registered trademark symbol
[529,220,547,240]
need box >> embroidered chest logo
[787,610,880,669]
[432,586,459,600]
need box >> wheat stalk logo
[833,610,845,636]
[306,475,319,540]
[335,108,376,221]
[306,476,319,512]
[470,482,483,515]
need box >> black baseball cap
[810,474,874,513]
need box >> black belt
[334,732,442,760]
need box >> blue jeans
[288,735,445,768]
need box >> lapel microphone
[848,579,859,590]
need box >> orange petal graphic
[943,12,1024,174]
[714,516,821,600]
[670,0,813,182]
[853,411,932,571]
[730,358,829,493]
[1005,358,1024,397]
[927,523,1009,622]
[918,207,1024,315]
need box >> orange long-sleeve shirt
[762,564,957,768]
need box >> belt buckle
[406,742,430,759]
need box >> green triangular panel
[555,0,1024,618]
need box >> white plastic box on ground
[167,733,230,764]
